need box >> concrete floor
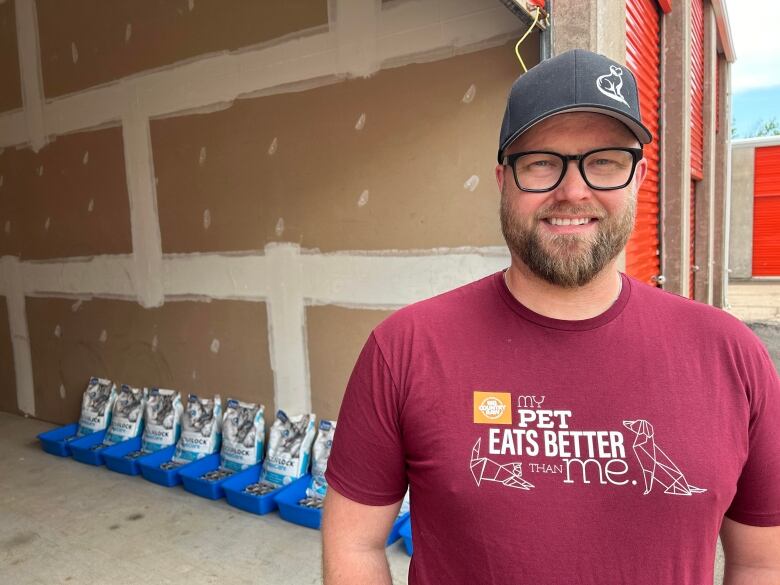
[2,413,728,584]
[0,413,411,585]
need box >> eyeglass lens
[513,149,635,190]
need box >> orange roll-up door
[625,0,662,284]
[690,0,705,180]
[753,145,780,276]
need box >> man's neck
[504,260,623,321]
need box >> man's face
[495,112,647,288]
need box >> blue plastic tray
[274,475,409,545]
[37,423,80,457]
[399,516,413,556]
[102,438,164,476]
[222,465,294,515]
[177,454,232,500]
[139,449,206,487]
[69,430,109,465]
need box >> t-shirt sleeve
[325,332,408,506]
[726,343,780,527]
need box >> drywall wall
[26,296,274,424]
[151,42,535,253]
[307,305,393,421]
[0,0,534,421]
[36,0,329,98]
[0,0,22,113]
[0,126,131,259]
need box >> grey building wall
[728,146,755,279]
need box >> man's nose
[553,160,592,202]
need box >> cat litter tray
[138,449,203,487]
[274,475,409,545]
[177,454,232,500]
[37,423,80,457]
[102,438,168,476]
[69,430,109,465]
[222,465,294,516]
[399,516,413,556]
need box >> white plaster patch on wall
[268,137,278,155]
[355,113,366,130]
[198,146,207,166]
[53,324,62,338]
[71,299,83,312]
[125,23,133,43]
[463,175,480,192]
[44,217,51,231]
[22,255,136,297]
[209,338,220,354]
[462,83,477,104]
[151,334,159,352]
[99,329,108,343]
[2,256,36,415]
[82,150,89,165]
[4,220,10,235]
[203,209,211,230]
[188,0,195,11]
[71,41,79,64]
[275,218,285,237]
[192,369,198,379]
[59,383,66,399]
[36,165,43,176]
[87,198,95,213]
[357,189,369,207]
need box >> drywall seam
[122,88,164,308]
[336,0,378,77]
[264,244,310,415]
[22,255,135,296]
[0,111,26,147]
[1,256,35,415]
[18,247,508,302]
[14,0,45,152]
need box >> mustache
[534,203,607,221]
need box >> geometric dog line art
[622,420,707,496]
[470,438,534,490]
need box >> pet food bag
[306,419,337,500]
[260,410,316,488]
[76,377,117,437]
[141,388,183,453]
[103,385,147,446]
[172,394,222,464]
[220,399,265,472]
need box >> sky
[724,0,780,137]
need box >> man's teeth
[547,217,591,226]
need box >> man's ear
[495,163,506,192]
[633,157,648,191]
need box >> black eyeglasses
[502,147,643,192]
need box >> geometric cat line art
[622,420,707,496]
[470,437,534,490]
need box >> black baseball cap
[497,49,653,163]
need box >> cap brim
[498,104,653,163]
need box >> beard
[500,189,636,288]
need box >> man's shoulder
[627,275,760,343]
[373,272,498,340]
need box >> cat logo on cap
[473,392,512,425]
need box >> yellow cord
[515,6,541,73]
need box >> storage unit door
[625,0,662,284]
[752,145,780,276]
[690,0,705,180]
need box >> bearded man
[321,49,780,585]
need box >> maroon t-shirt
[326,272,780,585]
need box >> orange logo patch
[473,392,512,425]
